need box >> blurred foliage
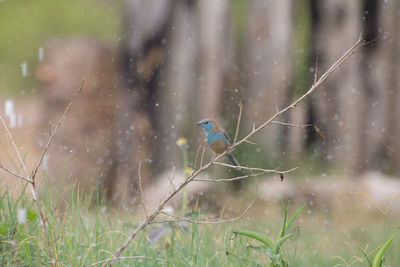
[0,0,122,95]
[232,0,247,42]
[294,0,312,96]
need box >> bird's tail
[226,153,240,166]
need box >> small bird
[197,119,240,166]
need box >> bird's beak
[196,121,202,126]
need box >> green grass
[1,181,399,266]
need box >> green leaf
[27,209,38,221]
[359,247,372,267]
[372,230,398,267]
[276,232,295,252]
[285,205,305,233]
[278,202,288,239]
[233,230,275,251]
[0,222,8,235]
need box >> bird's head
[197,119,215,133]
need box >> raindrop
[17,209,27,224]
[38,47,44,61]
[5,100,16,128]
[20,62,28,77]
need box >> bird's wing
[223,131,232,147]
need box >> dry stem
[137,161,148,217]
[89,256,165,267]
[0,80,84,266]
[158,187,255,225]
[233,100,243,143]
[102,36,365,266]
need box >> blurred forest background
[1,0,400,202]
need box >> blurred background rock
[1,0,399,204]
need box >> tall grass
[1,180,399,266]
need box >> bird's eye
[205,121,209,124]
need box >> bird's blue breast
[207,131,230,146]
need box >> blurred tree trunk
[311,0,364,173]
[155,0,232,171]
[115,0,172,203]
[369,0,400,174]
[155,0,199,170]
[245,0,294,152]
[196,0,231,120]
[360,0,386,171]
[119,0,232,185]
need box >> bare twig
[193,172,263,182]
[194,166,298,182]
[199,141,207,169]
[213,161,298,174]
[229,36,365,152]
[313,56,319,85]
[158,189,255,225]
[88,256,165,267]
[30,80,84,184]
[0,80,85,266]
[0,116,29,177]
[102,36,365,267]
[233,100,243,143]
[137,161,148,217]
[193,141,206,171]
[271,121,313,127]
[243,140,257,145]
[167,166,176,195]
[0,163,31,183]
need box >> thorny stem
[103,36,366,266]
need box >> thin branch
[0,80,85,267]
[243,140,257,145]
[271,121,313,127]
[199,141,207,169]
[0,116,29,177]
[167,166,176,195]
[89,256,165,267]
[233,100,243,143]
[193,141,206,171]
[193,172,263,182]
[313,56,319,85]
[213,161,298,174]
[0,163,31,183]
[229,36,365,153]
[159,190,255,225]
[30,80,84,184]
[194,166,298,182]
[137,161,148,217]
[102,36,365,267]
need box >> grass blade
[359,247,372,267]
[372,230,398,267]
[276,232,295,252]
[285,205,305,232]
[233,230,275,250]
